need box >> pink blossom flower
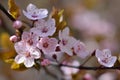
[71,11,115,37]
[95,49,117,67]
[23,3,48,20]
[59,27,76,56]
[30,19,56,37]
[73,40,89,59]
[14,41,41,68]
[22,31,39,46]
[37,37,58,54]
[98,72,117,80]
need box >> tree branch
[50,62,120,70]
[0,3,15,21]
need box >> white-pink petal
[37,37,58,54]
[98,56,117,67]
[26,4,37,12]
[24,58,35,68]
[14,41,27,54]
[30,48,41,59]
[14,40,41,68]
[73,40,89,59]
[59,33,76,56]
[15,55,26,64]
[23,3,48,20]
[95,49,117,67]
[30,19,56,37]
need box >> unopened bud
[41,59,50,66]
[83,73,93,80]
[13,20,22,29]
[10,35,18,43]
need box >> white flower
[73,40,89,59]
[30,19,56,37]
[95,49,117,67]
[59,27,76,56]
[37,37,58,54]
[22,31,39,46]
[23,3,48,20]
[14,41,41,68]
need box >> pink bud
[10,35,18,43]
[13,20,22,29]
[83,73,94,80]
[41,59,50,66]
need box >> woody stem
[0,3,15,21]
[50,62,120,70]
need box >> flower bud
[13,20,22,29]
[83,73,93,80]
[10,35,18,43]
[41,59,50,66]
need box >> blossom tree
[0,0,120,80]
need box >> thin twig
[50,62,120,70]
[0,3,15,21]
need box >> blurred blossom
[61,60,80,80]
[71,10,115,37]
[98,72,117,80]
[100,39,119,51]
[83,73,95,80]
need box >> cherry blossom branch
[0,3,15,21]
[0,3,35,30]
[50,62,120,70]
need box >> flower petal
[15,55,26,64]
[24,58,35,68]
[14,41,27,54]
[27,3,37,12]
[30,48,41,59]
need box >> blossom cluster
[10,3,117,69]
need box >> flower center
[32,12,38,18]
[102,58,109,63]
[43,42,49,48]
[42,28,48,33]
[26,52,31,58]
[62,39,67,45]
[27,39,33,45]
